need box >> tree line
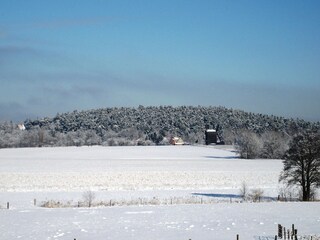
[0,105,319,150]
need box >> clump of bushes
[41,200,72,208]
[235,130,290,159]
[239,181,265,202]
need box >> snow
[0,145,282,192]
[206,129,216,132]
[0,145,319,240]
[1,203,320,240]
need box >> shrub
[260,131,289,159]
[82,190,96,207]
[239,181,249,201]
[235,131,262,159]
[249,188,264,202]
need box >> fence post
[283,227,286,240]
[236,234,239,240]
[34,199,37,206]
[287,229,290,240]
[7,202,9,209]
[291,224,294,240]
[278,224,283,238]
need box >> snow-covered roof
[206,129,216,132]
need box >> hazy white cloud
[0,45,40,58]
[1,71,320,122]
[1,46,319,122]
[5,16,122,31]
[41,85,104,99]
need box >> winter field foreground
[1,145,320,240]
[0,145,281,192]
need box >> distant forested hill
[1,106,319,149]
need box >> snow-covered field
[0,145,281,192]
[0,145,319,240]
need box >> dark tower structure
[205,129,217,145]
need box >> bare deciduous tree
[280,130,320,201]
[82,190,96,207]
[239,181,249,201]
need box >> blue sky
[1,0,320,121]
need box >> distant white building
[170,137,184,145]
[18,124,26,130]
